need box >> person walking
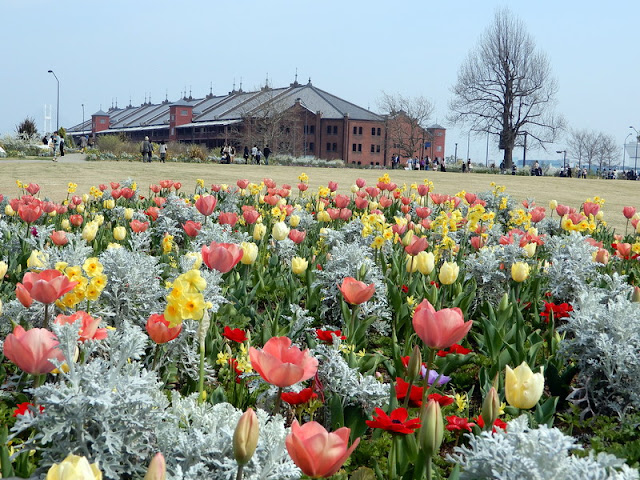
[51,132,59,162]
[59,133,65,156]
[159,140,167,163]
[141,136,153,163]
[263,144,271,165]
[256,149,262,165]
[243,146,249,163]
[251,144,258,164]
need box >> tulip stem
[198,340,206,403]
[426,457,433,480]
[272,386,283,415]
[235,464,244,480]
[421,348,436,404]
[43,304,49,330]
[349,305,360,344]
[402,377,414,409]
[389,435,397,480]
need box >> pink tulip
[379,196,393,208]
[430,193,449,205]
[583,201,600,217]
[131,219,150,232]
[412,299,472,350]
[17,270,78,305]
[55,311,108,342]
[218,212,239,226]
[404,236,429,256]
[470,236,486,250]
[288,229,306,244]
[416,207,432,219]
[530,207,546,223]
[15,283,33,308]
[195,195,217,216]
[365,187,380,198]
[50,230,68,246]
[26,183,40,195]
[182,221,202,238]
[120,187,135,200]
[556,204,570,216]
[417,184,430,196]
[201,242,243,273]
[326,208,341,220]
[297,182,309,192]
[285,420,360,478]
[18,204,43,224]
[334,194,350,209]
[338,277,375,305]
[328,181,338,192]
[594,248,609,265]
[242,208,261,225]
[249,336,318,387]
[464,192,477,204]
[623,206,636,219]
[3,325,64,375]
[237,179,250,189]
[355,178,366,188]
[145,313,182,344]
[263,178,276,189]
[355,197,369,210]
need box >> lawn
[0,159,636,232]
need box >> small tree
[16,117,38,139]
[379,93,434,160]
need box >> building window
[327,126,332,134]
[437,132,443,136]
[377,127,381,136]
[309,142,315,152]
[372,127,376,135]
[99,119,105,124]
[333,126,338,134]
[310,125,315,134]
[326,142,331,151]
[376,145,381,153]
[352,143,357,152]
[353,126,358,134]
[358,126,363,135]
[181,110,188,116]
[170,114,175,121]
[371,144,375,152]
[436,146,442,152]
[332,143,337,151]
[358,144,362,152]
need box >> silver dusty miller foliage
[560,284,640,416]
[448,415,638,480]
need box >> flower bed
[1,174,639,479]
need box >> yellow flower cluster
[164,270,208,327]
[298,172,309,183]
[55,258,107,310]
[67,182,78,194]
[509,208,531,230]
[162,234,174,254]
[561,215,596,234]
[361,212,392,250]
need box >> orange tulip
[18,203,43,223]
[249,336,318,387]
[49,230,68,246]
[55,311,108,342]
[412,299,472,350]
[338,277,375,305]
[3,325,64,375]
[130,219,150,233]
[201,242,243,273]
[285,420,360,478]
[145,313,182,344]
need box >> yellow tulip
[45,453,102,480]
[522,243,536,258]
[240,242,259,265]
[253,223,267,241]
[549,199,558,210]
[184,252,203,270]
[5,204,15,216]
[0,260,7,280]
[289,214,300,228]
[406,255,418,273]
[505,362,544,409]
[438,261,459,285]
[94,214,104,226]
[113,226,127,241]
[27,250,48,269]
[316,210,331,222]
[76,204,85,214]
[103,199,115,210]
[124,208,134,220]
[0,299,3,316]
[416,251,435,275]
[511,262,530,282]
[291,257,308,275]
[82,222,99,242]
[272,221,290,241]
[61,219,71,231]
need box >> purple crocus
[422,367,451,386]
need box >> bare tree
[567,129,587,169]
[449,8,564,168]
[379,93,434,159]
[596,133,617,171]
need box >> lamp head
[48,69,53,73]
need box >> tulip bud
[76,204,85,214]
[0,260,7,280]
[113,226,127,241]
[418,399,444,457]
[481,387,500,431]
[631,286,640,303]
[233,408,260,466]
[45,453,102,480]
[240,242,259,265]
[407,345,422,381]
[549,199,558,210]
[522,243,536,258]
[61,219,71,231]
[416,251,435,275]
[103,199,115,209]
[124,208,134,220]
[594,248,609,265]
[144,453,166,480]
[402,230,414,247]
[498,293,510,312]
[5,204,15,216]
[595,210,604,221]
[406,254,418,273]
[511,262,530,282]
[438,261,459,285]
[291,256,308,275]
[82,193,90,204]
[253,223,267,241]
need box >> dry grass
[1,160,636,232]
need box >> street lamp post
[48,70,59,132]
[556,150,567,175]
[454,142,458,166]
[82,104,85,134]
[630,126,639,175]
[624,132,633,175]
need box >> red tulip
[49,230,68,246]
[3,325,64,375]
[315,329,346,343]
[17,270,78,305]
[18,204,43,223]
[145,313,182,343]
[249,336,318,387]
[285,420,359,478]
[201,242,243,273]
[145,207,160,221]
[338,277,375,305]
[223,326,248,343]
[55,311,108,342]
[195,195,217,216]
[242,208,261,225]
[69,214,84,227]
[281,387,317,405]
[366,407,421,434]
[150,184,161,193]
[173,182,182,191]
[412,299,472,350]
[297,183,309,192]
[288,229,306,244]
[154,197,167,207]
[182,220,202,238]
[130,219,150,233]
[110,182,121,190]
[623,206,636,219]
[120,187,135,200]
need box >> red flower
[223,326,248,343]
[539,302,573,323]
[436,343,472,357]
[366,407,421,434]
[401,285,409,293]
[12,402,44,417]
[474,415,508,432]
[445,415,476,432]
[427,393,455,407]
[281,387,318,405]
[316,329,346,343]
[395,377,424,407]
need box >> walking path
[0,152,87,164]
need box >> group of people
[242,145,271,165]
[140,137,167,163]
[42,133,64,161]
[392,155,447,171]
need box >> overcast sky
[1,0,638,164]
